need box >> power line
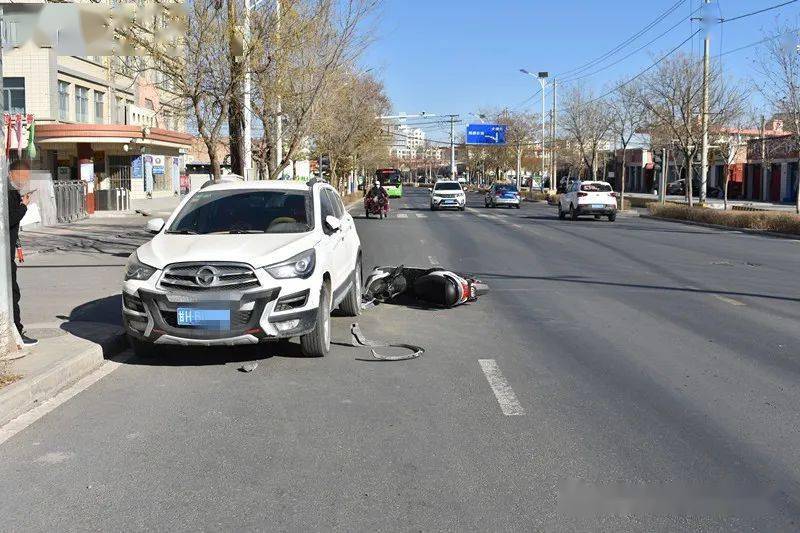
[721,0,798,23]
[560,3,704,84]
[556,0,688,78]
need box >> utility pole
[243,0,252,179]
[539,74,547,189]
[0,7,21,360]
[659,147,667,205]
[449,115,456,179]
[699,0,711,205]
[275,0,283,178]
[551,78,557,193]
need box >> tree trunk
[686,152,694,208]
[619,147,626,211]
[796,156,800,215]
[209,148,221,181]
[227,0,244,176]
[723,163,729,211]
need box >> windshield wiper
[205,229,267,234]
[165,229,200,235]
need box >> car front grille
[159,263,260,292]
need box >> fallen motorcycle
[364,195,389,219]
[363,265,489,308]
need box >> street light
[520,69,550,193]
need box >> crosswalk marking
[416,213,427,218]
[397,213,409,218]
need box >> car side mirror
[325,215,341,232]
[145,218,165,234]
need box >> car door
[323,188,352,291]
[318,187,346,293]
[326,188,358,274]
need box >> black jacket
[8,188,26,254]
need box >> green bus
[376,168,403,198]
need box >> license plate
[176,308,231,328]
[591,204,605,209]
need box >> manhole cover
[24,327,67,340]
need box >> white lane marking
[0,356,128,446]
[428,256,440,266]
[511,224,522,229]
[478,359,525,416]
[416,213,428,218]
[714,295,746,306]
[397,213,409,219]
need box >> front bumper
[122,286,319,346]
[491,197,520,206]
[432,196,465,208]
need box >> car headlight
[265,249,316,279]
[125,252,157,281]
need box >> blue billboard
[466,124,507,145]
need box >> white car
[558,180,618,222]
[430,181,466,211]
[122,180,362,358]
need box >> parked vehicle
[558,180,617,221]
[666,178,723,199]
[364,194,389,219]
[122,180,362,358]
[376,168,403,198]
[430,180,466,211]
[485,183,521,208]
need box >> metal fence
[54,180,88,223]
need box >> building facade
[2,3,192,200]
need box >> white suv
[558,180,618,222]
[122,180,362,357]
[430,180,466,211]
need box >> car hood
[136,232,320,270]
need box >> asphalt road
[2,188,800,531]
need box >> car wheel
[459,206,465,211]
[339,256,362,317]
[430,204,436,211]
[558,205,565,220]
[570,205,578,221]
[129,336,158,358]
[594,215,601,220]
[515,204,521,209]
[300,285,331,357]
[365,210,370,219]
[608,213,616,222]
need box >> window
[75,86,89,122]
[58,81,70,121]
[325,189,345,219]
[2,77,25,115]
[319,188,336,227]
[580,182,612,192]
[167,190,312,234]
[94,91,104,124]
[2,21,18,46]
[115,97,126,124]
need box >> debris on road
[238,362,258,373]
[350,323,423,362]
[362,266,489,308]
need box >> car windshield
[435,183,461,191]
[496,185,518,193]
[167,189,312,234]
[581,183,612,192]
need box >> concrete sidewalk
[626,192,798,212]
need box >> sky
[361,0,799,142]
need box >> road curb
[641,214,800,240]
[0,329,128,428]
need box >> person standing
[8,183,36,346]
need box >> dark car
[666,178,722,198]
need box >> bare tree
[609,80,646,209]
[639,53,746,207]
[561,85,613,181]
[312,69,390,193]
[755,22,800,213]
[250,0,380,180]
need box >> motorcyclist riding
[366,179,388,202]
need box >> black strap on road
[350,322,424,362]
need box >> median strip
[478,359,525,416]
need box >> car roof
[578,180,612,186]
[199,180,313,192]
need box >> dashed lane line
[714,294,746,306]
[416,213,428,219]
[397,213,409,219]
[428,256,440,266]
[478,359,525,416]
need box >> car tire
[594,215,601,220]
[430,204,436,211]
[339,257,362,317]
[608,213,616,222]
[300,285,331,357]
[129,336,158,358]
[459,206,465,211]
[365,210,370,219]
[515,204,521,209]
[558,205,566,219]
[570,205,578,221]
